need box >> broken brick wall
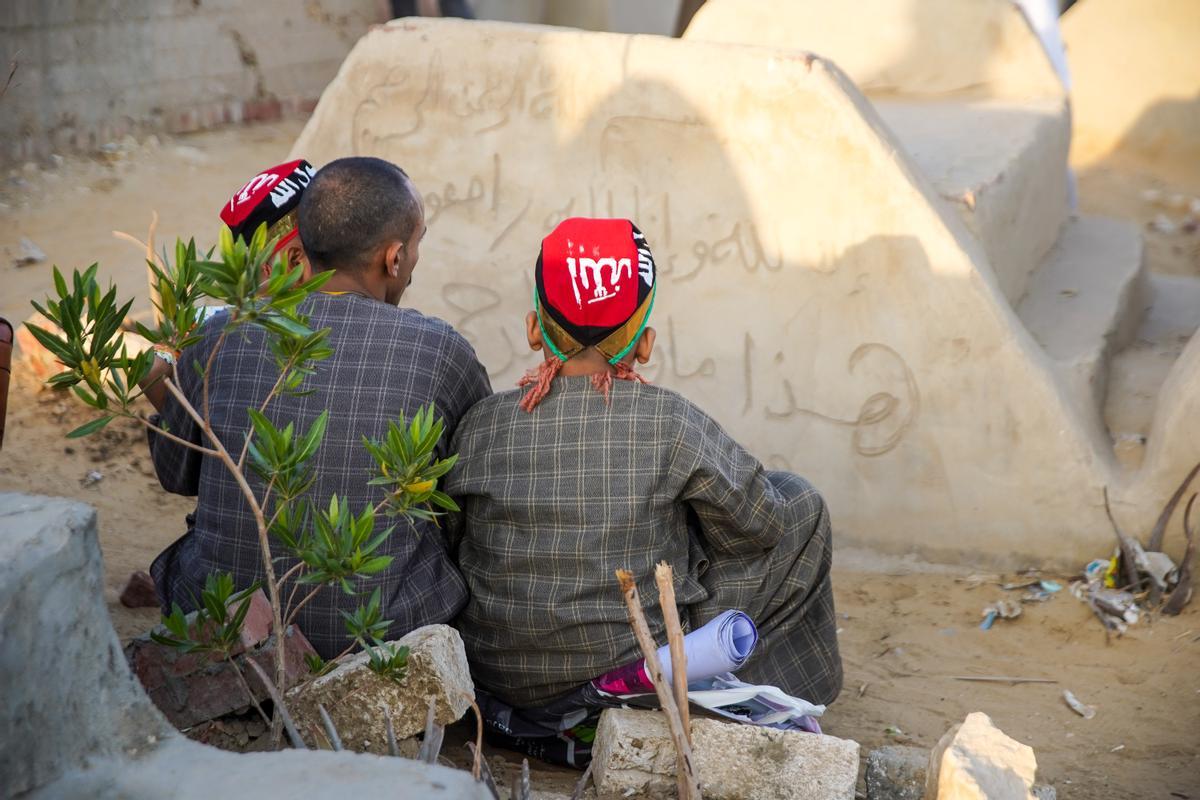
[0,0,381,166]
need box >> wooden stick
[461,691,485,782]
[656,563,692,800]
[952,675,1058,685]
[114,211,164,327]
[654,562,692,744]
[616,569,701,799]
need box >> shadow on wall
[1110,92,1200,168]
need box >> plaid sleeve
[432,330,492,455]
[677,403,797,555]
[146,351,205,497]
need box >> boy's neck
[318,269,386,303]
[556,350,616,377]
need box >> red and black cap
[534,218,656,363]
[219,159,316,256]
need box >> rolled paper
[657,609,758,686]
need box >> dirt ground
[1,121,1198,799]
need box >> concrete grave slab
[291,17,1200,565]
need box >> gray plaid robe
[445,376,842,707]
[148,293,491,658]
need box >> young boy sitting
[446,218,842,710]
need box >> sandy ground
[1075,151,1200,281]
[1,121,1198,799]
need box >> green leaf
[66,416,114,438]
[24,323,74,364]
[356,555,393,576]
[52,266,68,299]
[219,225,235,261]
[296,410,329,462]
[298,269,335,293]
[428,490,460,513]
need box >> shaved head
[297,157,422,273]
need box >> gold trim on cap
[594,292,654,362]
[268,209,298,243]
[536,300,587,359]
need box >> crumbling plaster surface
[0,492,489,800]
[0,0,381,165]
[288,18,1152,566]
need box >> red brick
[243,98,283,122]
[125,627,317,730]
[119,571,159,609]
[236,589,274,652]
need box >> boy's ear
[286,244,305,270]
[384,241,405,278]
[525,311,544,352]
[633,326,656,364]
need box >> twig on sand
[0,58,17,100]
[466,743,500,800]
[1148,461,1200,553]
[952,675,1058,685]
[1163,494,1196,616]
[571,761,595,800]
[1104,486,1144,596]
[616,568,702,800]
[461,691,485,781]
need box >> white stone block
[592,708,858,800]
[926,712,1038,800]
[287,624,474,753]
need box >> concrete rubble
[864,745,928,800]
[0,493,489,799]
[287,623,474,754]
[926,712,1039,800]
[13,312,61,384]
[591,707,858,800]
